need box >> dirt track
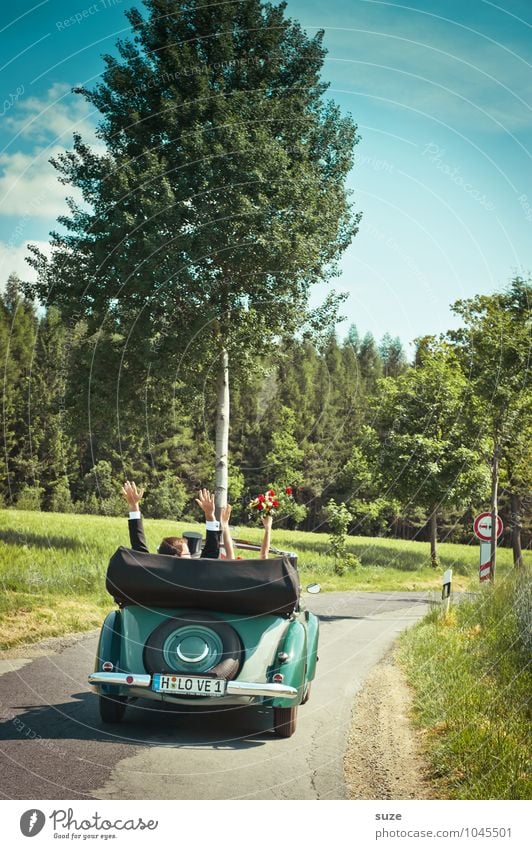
[344,651,437,799]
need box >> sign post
[473,512,503,583]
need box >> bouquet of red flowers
[248,487,293,518]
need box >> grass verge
[397,571,532,799]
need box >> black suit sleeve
[201,528,220,559]
[128,516,150,554]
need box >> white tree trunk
[429,506,439,568]
[215,347,230,516]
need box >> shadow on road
[0,691,275,749]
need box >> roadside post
[473,512,504,583]
[441,568,452,617]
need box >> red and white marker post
[473,512,504,582]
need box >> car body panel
[92,607,319,705]
[305,608,320,682]
[269,618,307,707]
[94,610,123,696]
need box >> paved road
[0,592,431,800]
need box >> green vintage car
[88,541,319,738]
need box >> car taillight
[102,662,113,671]
[126,675,134,684]
[272,673,284,683]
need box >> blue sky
[1,0,531,351]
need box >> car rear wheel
[273,705,298,738]
[301,681,312,705]
[99,694,127,723]
[143,612,243,680]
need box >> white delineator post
[479,542,492,583]
[441,568,452,616]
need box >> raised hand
[220,504,232,528]
[121,480,144,511]
[195,488,216,522]
[220,504,235,560]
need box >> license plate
[152,674,227,696]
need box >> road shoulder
[344,650,440,799]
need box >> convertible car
[88,540,319,738]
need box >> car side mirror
[306,583,321,594]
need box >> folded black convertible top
[106,546,300,617]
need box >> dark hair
[158,536,189,556]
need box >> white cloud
[0,82,104,219]
[0,239,52,286]
[5,82,100,147]
[0,147,84,217]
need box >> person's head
[157,536,191,558]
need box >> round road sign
[473,512,503,541]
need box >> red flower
[285,486,293,496]
[257,493,265,502]
[257,502,264,510]
[273,500,279,508]
[267,489,276,496]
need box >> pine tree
[0,274,39,503]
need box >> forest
[1,270,530,564]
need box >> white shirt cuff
[205,520,220,531]
[129,511,141,520]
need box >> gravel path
[344,651,437,799]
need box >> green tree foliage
[336,426,400,536]
[379,332,408,377]
[325,498,360,575]
[3,265,528,550]
[373,339,490,566]
[28,307,77,510]
[449,276,532,574]
[24,0,360,510]
[0,274,38,502]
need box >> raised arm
[220,504,235,560]
[260,514,272,560]
[195,488,221,559]
[121,480,148,553]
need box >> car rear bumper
[88,671,298,700]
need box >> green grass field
[0,508,529,649]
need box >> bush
[16,486,43,511]
[80,460,124,516]
[48,479,75,513]
[143,472,187,519]
[82,460,119,501]
[325,499,356,575]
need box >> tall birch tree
[24,0,360,511]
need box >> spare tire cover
[143,612,244,680]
